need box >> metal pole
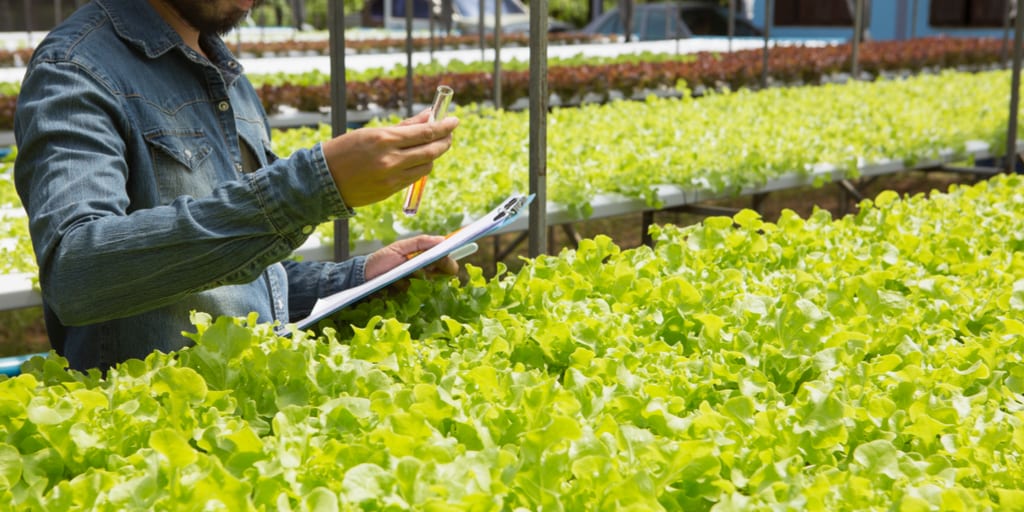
[405,0,414,118]
[852,0,864,78]
[622,0,634,42]
[670,0,679,54]
[479,0,485,61]
[761,0,771,88]
[293,0,305,30]
[54,0,61,24]
[1006,0,1024,173]
[429,0,436,61]
[910,0,918,39]
[728,0,735,53]
[329,0,350,261]
[1003,0,1014,63]
[528,0,548,257]
[494,0,502,108]
[23,0,32,46]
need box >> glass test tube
[402,85,454,215]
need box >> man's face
[163,0,265,36]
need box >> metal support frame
[621,0,634,43]
[728,0,735,53]
[672,204,746,217]
[751,191,768,213]
[329,0,349,261]
[641,211,655,247]
[429,2,436,61]
[479,0,486,61]
[561,224,583,247]
[23,0,32,44]
[1003,0,1014,62]
[836,178,864,216]
[837,179,864,201]
[935,164,1004,177]
[405,0,414,118]
[528,0,549,257]
[910,0,918,39]
[493,0,502,108]
[761,0,771,88]
[851,0,864,78]
[493,224,582,262]
[1007,0,1024,173]
[494,232,529,262]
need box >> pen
[403,85,454,216]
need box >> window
[929,0,1007,27]
[773,0,853,26]
[594,11,623,35]
[643,9,671,40]
[454,0,526,18]
[680,7,729,35]
[368,0,526,19]
[367,0,433,19]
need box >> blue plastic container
[0,353,47,377]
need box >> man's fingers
[405,234,446,254]
[393,116,458,149]
[398,108,433,126]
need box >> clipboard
[293,193,533,330]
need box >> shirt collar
[95,0,243,82]
[96,0,186,59]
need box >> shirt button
[301,225,314,234]
[234,163,243,173]
[218,101,230,111]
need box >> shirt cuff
[322,255,368,294]
[311,142,356,220]
[248,143,356,248]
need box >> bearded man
[14,0,460,372]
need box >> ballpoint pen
[403,85,454,216]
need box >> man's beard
[165,0,265,36]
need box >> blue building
[746,0,1009,41]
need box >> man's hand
[321,110,459,208]
[365,234,459,281]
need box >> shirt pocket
[238,128,273,171]
[145,130,217,204]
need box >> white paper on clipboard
[293,193,533,330]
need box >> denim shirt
[14,0,367,371]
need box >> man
[14,0,460,371]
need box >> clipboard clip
[492,195,527,223]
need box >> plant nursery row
[0,67,1019,279]
[2,170,1023,510]
[0,32,607,68]
[0,36,1007,130]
